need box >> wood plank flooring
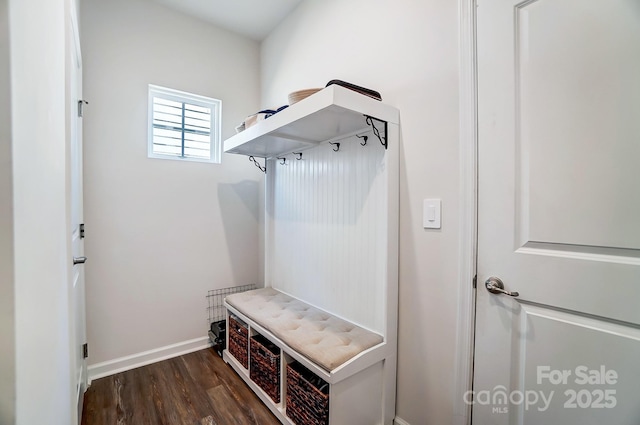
[81,348,280,425]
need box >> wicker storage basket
[288,88,322,105]
[228,315,248,369]
[250,334,281,403]
[286,361,330,425]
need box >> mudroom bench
[221,84,399,424]
[223,287,391,425]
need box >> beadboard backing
[265,131,393,334]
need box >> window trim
[147,84,222,164]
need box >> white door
[473,0,640,424]
[69,7,87,422]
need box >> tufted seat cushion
[225,287,383,372]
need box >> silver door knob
[73,256,87,265]
[485,277,519,297]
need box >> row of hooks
[276,152,303,165]
[249,116,387,171]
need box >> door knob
[73,256,87,265]
[485,276,519,297]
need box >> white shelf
[223,85,399,159]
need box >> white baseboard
[87,336,212,383]
[394,417,412,425]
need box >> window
[148,85,221,163]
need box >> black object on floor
[209,320,226,356]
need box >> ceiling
[151,0,303,41]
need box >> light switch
[423,199,441,229]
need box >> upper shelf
[223,85,400,159]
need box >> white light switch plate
[423,199,441,229]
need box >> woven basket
[286,361,330,425]
[250,334,281,403]
[228,316,248,369]
[288,88,322,105]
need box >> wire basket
[206,284,257,355]
[206,284,257,327]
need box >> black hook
[329,142,340,152]
[293,152,303,160]
[277,157,287,165]
[248,156,266,173]
[356,134,368,146]
[77,100,89,117]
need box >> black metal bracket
[329,142,341,152]
[356,134,369,146]
[293,152,303,160]
[277,157,287,165]
[249,156,266,173]
[365,115,388,149]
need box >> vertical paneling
[266,132,388,333]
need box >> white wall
[268,135,390,334]
[10,0,74,423]
[261,1,461,424]
[0,0,15,422]
[81,0,263,367]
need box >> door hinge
[473,274,477,289]
[79,223,85,239]
[82,343,88,359]
[77,100,88,117]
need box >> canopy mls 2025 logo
[465,365,618,414]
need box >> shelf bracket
[249,156,266,173]
[364,115,388,149]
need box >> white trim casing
[453,1,478,425]
[87,337,212,383]
[147,84,222,164]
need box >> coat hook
[77,100,89,117]
[277,157,287,165]
[356,134,368,146]
[329,142,340,152]
[293,152,303,160]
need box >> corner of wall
[394,416,412,425]
[0,0,16,422]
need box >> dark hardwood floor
[81,347,281,425]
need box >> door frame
[67,0,87,421]
[454,1,478,425]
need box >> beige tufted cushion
[226,287,383,372]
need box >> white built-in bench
[223,285,392,424]
[225,287,383,372]
[221,85,399,424]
